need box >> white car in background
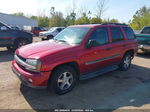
[39,27,65,40]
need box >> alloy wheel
[57,72,73,90]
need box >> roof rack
[102,23,128,26]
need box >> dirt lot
[0,37,150,112]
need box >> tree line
[129,6,150,30]
[12,2,150,30]
[12,0,118,28]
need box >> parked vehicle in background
[0,22,33,50]
[39,27,65,40]
[135,26,150,52]
[12,23,138,95]
[32,27,46,36]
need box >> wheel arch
[49,61,80,81]
[123,49,135,59]
[13,37,30,44]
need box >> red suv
[32,27,46,36]
[12,23,138,95]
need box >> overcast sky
[0,0,150,23]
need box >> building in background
[0,12,38,31]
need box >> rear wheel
[48,65,77,95]
[119,53,132,71]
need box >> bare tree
[65,0,77,25]
[50,7,55,16]
[78,6,88,16]
[95,0,108,19]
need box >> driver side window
[89,27,109,46]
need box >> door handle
[106,48,111,51]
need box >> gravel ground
[0,37,150,112]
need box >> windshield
[53,27,90,45]
[48,27,56,32]
[40,27,45,31]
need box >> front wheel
[7,39,28,51]
[48,65,77,95]
[47,35,53,40]
[119,53,132,71]
[15,39,27,48]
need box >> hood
[17,40,72,59]
[135,33,150,37]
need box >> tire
[119,53,132,71]
[15,39,28,48]
[49,65,77,95]
[47,35,53,40]
[41,38,45,41]
[7,39,28,51]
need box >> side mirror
[86,40,97,48]
[0,26,7,31]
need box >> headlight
[25,59,41,72]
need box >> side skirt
[80,65,119,80]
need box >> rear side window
[89,27,109,45]
[123,27,135,39]
[110,27,124,42]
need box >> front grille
[15,54,37,73]
[15,54,27,70]
[17,55,26,62]
[17,62,26,70]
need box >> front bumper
[138,44,150,51]
[12,60,51,88]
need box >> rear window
[123,27,135,40]
[110,27,124,42]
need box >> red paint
[32,27,46,36]
[12,24,138,87]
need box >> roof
[0,12,36,21]
[70,24,102,28]
[70,23,128,28]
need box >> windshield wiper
[58,40,67,43]
[54,39,70,45]
[53,38,59,42]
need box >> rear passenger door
[108,27,125,63]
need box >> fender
[41,55,82,73]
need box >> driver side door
[81,27,112,73]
